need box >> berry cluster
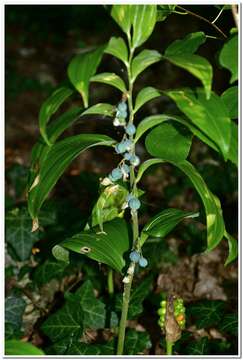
[157,298,186,330]
[129,250,148,268]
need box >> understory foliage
[5,4,238,356]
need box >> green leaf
[219,34,238,83]
[39,86,73,145]
[52,245,70,264]
[221,86,238,119]
[165,32,206,56]
[5,296,26,336]
[91,72,127,93]
[33,260,68,287]
[5,340,45,355]
[60,218,131,273]
[228,121,238,166]
[131,49,161,82]
[135,114,171,142]
[68,46,105,108]
[75,280,106,330]
[145,122,192,162]
[140,208,199,246]
[81,103,115,117]
[124,329,152,355]
[164,55,212,99]
[185,337,209,355]
[218,313,238,335]
[105,36,128,64]
[111,5,133,36]
[47,106,82,144]
[28,134,114,220]
[66,340,115,355]
[6,208,39,261]
[41,298,83,342]
[157,5,176,22]
[165,89,231,160]
[188,300,225,329]
[90,184,129,231]
[136,158,165,183]
[224,231,238,266]
[134,87,161,113]
[131,5,157,49]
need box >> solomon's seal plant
[24,4,238,356]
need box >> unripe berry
[128,197,141,210]
[129,250,140,262]
[139,256,148,267]
[125,123,136,136]
[130,154,140,166]
[111,168,123,180]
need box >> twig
[176,5,227,39]
[231,5,239,29]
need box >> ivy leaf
[89,184,129,231]
[68,46,105,108]
[145,122,192,162]
[224,231,238,266]
[81,103,115,117]
[75,280,106,330]
[66,340,115,355]
[185,337,209,355]
[221,86,238,119]
[131,49,161,82]
[187,300,225,329]
[105,36,128,65]
[219,34,238,83]
[41,298,83,343]
[60,218,131,273]
[39,86,74,145]
[134,87,161,113]
[91,72,127,93]
[140,208,199,246]
[165,89,231,161]
[218,313,238,336]
[124,329,152,355]
[5,340,45,355]
[33,260,68,287]
[6,208,39,261]
[131,5,157,49]
[5,296,26,338]
[28,134,114,221]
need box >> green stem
[166,340,173,355]
[107,268,114,296]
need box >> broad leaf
[145,122,192,162]
[219,34,238,83]
[124,329,152,355]
[221,86,238,119]
[28,134,114,221]
[105,36,128,65]
[41,298,83,342]
[224,231,237,266]
[5,340,45,356]
[228,121,238,166]
[75,280,106,330]
[91,72,127,93]
[68,46,105,108]
[33,260,68,287]
[136,158,165,183]
[131,49,161,82]
[5,296,26,337]
[52,245,70,264]
[165,32,206,56]
[6,208,39,261]
[135,114,171,142]
[134,87,161,113]
[90,184,129,231]
[66,340,115,355]
[165,89,231,160]
[131,5,157,49]
[60,218,131,273]
[157,5,176,22]
[218,313,238,336]
[81,103,115,117]
[140,208,199,246]
[39,86,73,145]
[187,300,225,329]
[111,5,133,36]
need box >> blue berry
[111,168,123,180]
[126,193,134,202]
[117,101,127,112]
[121,163,130,174]
[130,155,140,166]
[125,124,136,136]
[124,152,132,161]
[115,143,126,154]
[139,257,148,267]
[129,250,140,262]
[108,174,116,182]
[123,139,133,151]
[128,197,141,210]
